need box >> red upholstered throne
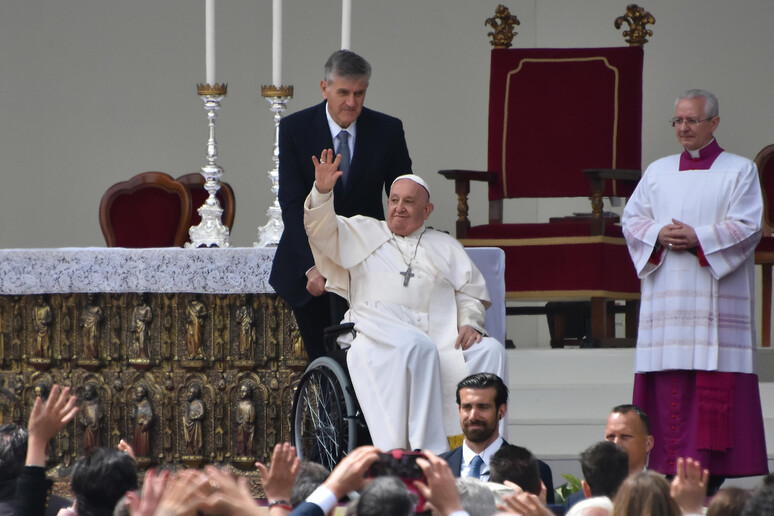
[440,6,653,347]
[754,144,774,348]
[99,171,193,248]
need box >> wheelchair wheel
[291,356,358,470]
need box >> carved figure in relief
[33,382,48,399]
[132,294,152,358]
[186,297,207,359]
[32,296,53,358]
[79,383,102,455]
[234,382,256,456]
[61,430,71,466]
[183,383,204,455]
[132,385,153,457]
[290,319,304,358]
[235,295,255,359]
[80,294,103,359]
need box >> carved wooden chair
[176,172,236,230]
[439,5,655,347]
[754,144,774,347]
[99,171,192,247]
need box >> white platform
[505,348,774,490]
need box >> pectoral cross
[400,266,415,287]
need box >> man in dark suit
[440,373,556,504]
[269,49,412,361]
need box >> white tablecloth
[0,247,276,295]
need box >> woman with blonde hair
[612,471,680,516]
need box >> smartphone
[368,450,426,479]
[368,450,428,512]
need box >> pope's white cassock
[304,186,508,453]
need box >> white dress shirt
[460,436,504,481]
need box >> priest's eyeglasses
[669,117,715,127]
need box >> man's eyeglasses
[669,117,715,127]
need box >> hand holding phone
[368,450,428,512]
[368,450,426,480]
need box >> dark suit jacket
[564,490,585,511]
[269,101,412,307]
[12,467,72,516]
[440,441,556,504]
[288,501,324,516]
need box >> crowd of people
[1,383,773,516]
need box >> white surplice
[621,152,762,374]
[304,188,508,453]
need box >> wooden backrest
[176,173,236,230]
[486,47,643,201]
[99,172,192,247]
[756,144,774,234]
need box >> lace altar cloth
[0,247,276,295]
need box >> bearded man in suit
[440,373,555,504]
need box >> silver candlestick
[187,83,231,248]
[254,84,293,248]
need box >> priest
[621,89,768,491]
[304,148,508,453]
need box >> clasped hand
[312,148,343,194]
[658,218,698,250]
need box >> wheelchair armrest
[323,322,356,337]
[323,322,356,361]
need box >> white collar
[462,435,504,468]
[686,137,715,158]
[393,225,428,240]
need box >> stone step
[505,415,774,457]
[500,347,774,478]
[506,381,774,419]
[507,383,633,420]
[507,348,636,385]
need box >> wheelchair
[290,322,371,470]
[290,247,506,470]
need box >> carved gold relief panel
[0,292,304,495]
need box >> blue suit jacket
[440,441,556,505]
[269,101,412,307]
[289,501,324,516]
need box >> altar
[0,247,304,485]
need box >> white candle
[205,0,216,85]
[272,0,282,86]
[341,0,351,50]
